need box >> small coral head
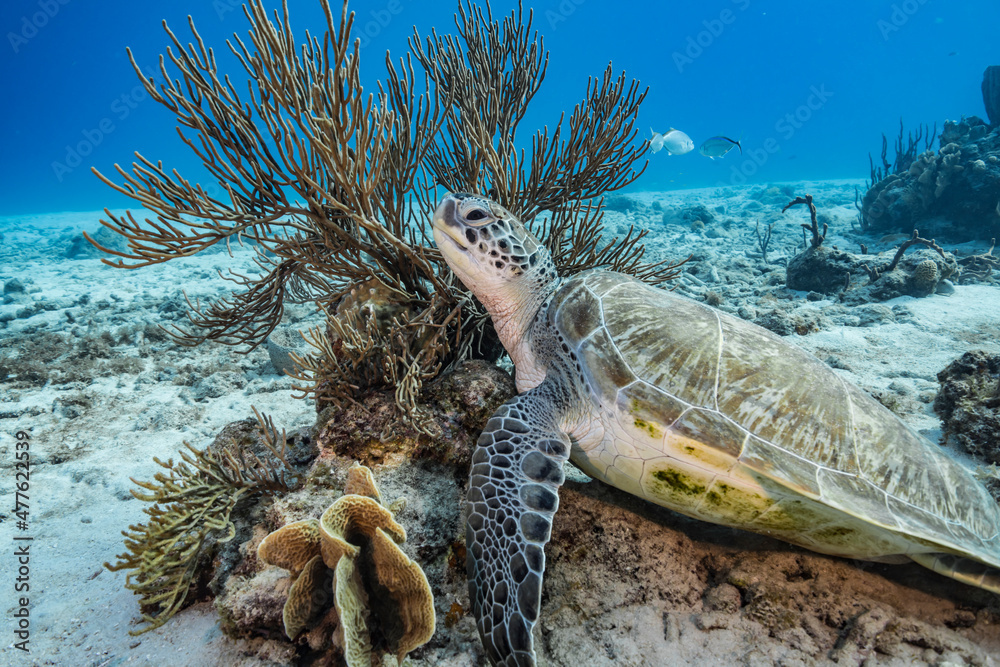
[432,193,553,298]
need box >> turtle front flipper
[466,382,571,667]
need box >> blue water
[1,0,997,215]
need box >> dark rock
[65,226,129,259]
[603,193,640,213]
[854,304,894,327]
[983,65,1000,127]
[199,420,318,600]
[754,309,795,336]
[785,246,856,294]
[752,184,797,206]
[191,371,248,400]
[314,359,515,470]
[663,204,716,227]
[824,355,853,371]
[3,278,26,295]
[753,309,824,337]
[933,350,1000,465]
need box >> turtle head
[433,193,560,372]
[432,193,558,301]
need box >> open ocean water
[2,0,999,212]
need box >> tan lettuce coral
[256,463,435,664]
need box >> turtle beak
[432,195,469,251]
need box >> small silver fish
[649,127,667,153]
[650,127,694,155]
[698,136,742,159]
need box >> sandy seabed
[1,180,999,666]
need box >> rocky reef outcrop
[210,360,515,665]
[785,243,957,304]
[860,118,1000,241]
[934,350,1000,466]
[860,67,1000,241]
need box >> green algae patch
[652,469,706,496]
[634,417,662,439]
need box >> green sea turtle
[431,193,1000,666]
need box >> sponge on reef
[257,463,435,665]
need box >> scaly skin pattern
[465,376,574,666]
[432,193,1000,667]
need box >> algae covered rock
[785,245,857,294]
[211,360,514,665]
[661,203,716,228]
[934,350,1000,464]
[855,247,958,302]
[65,226,130,259]
[215,453,469,665]
[314,358,515,468]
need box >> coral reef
[861,117,1000,241]
[256,463,435,665]
[212,359,513,662]
[104,410,307,634]
[934,350,1000,465]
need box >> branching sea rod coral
[86,0,681,428]
[89,0,450,351]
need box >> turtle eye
[465,208,487,222]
